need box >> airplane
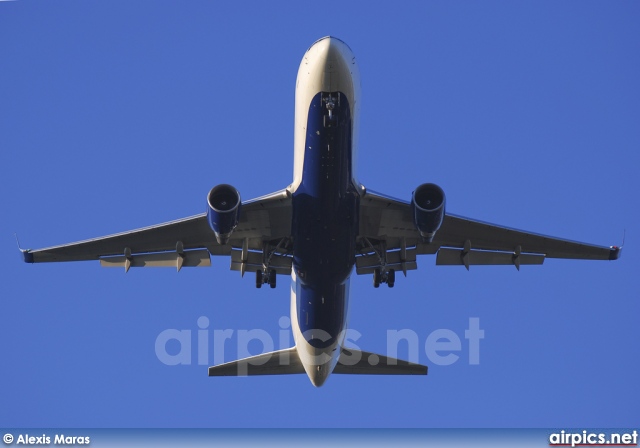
[20,36,622,387]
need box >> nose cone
[298,36,359,96]
[306,363,331,387]
[306,36,354,67]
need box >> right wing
[357,188,620,274]
[21,188,293,273]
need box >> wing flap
[355,249,418,275]
[436,247,544,268]
[230,250,292,275]
[100,249,211,271]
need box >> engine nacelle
[207,184,241,245]
[411,183,446,243]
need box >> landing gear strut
[323,94,337,127]
[253,239,289,289]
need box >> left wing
[357,188,620,274]
[21,188,292,273]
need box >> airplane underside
[21,36,620,387]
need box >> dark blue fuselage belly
[292,91,359,349]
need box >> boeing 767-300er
[20,37,621,386]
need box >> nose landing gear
[323,94,337,127]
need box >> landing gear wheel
[373,268,381,288]
[256,269,263,289]
[387,269,395,288]
[269,269,277,289]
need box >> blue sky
[1,1,638,428]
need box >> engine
[206,184,241,245]
[411,183,446,243]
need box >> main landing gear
[250,238,290,289]
[373,268,395,288]
[256,269,277,289]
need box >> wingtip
[609,230,625,261]
[609,245,622,261]
[15,233,34,263]
[22,250,34,263]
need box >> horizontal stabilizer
[333,348,427,375]
[208,347,305,376]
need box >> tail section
[208,346,427,378]
[333,348,428,375]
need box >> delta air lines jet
[20,37,621,387]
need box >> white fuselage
[289,37,361,387]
